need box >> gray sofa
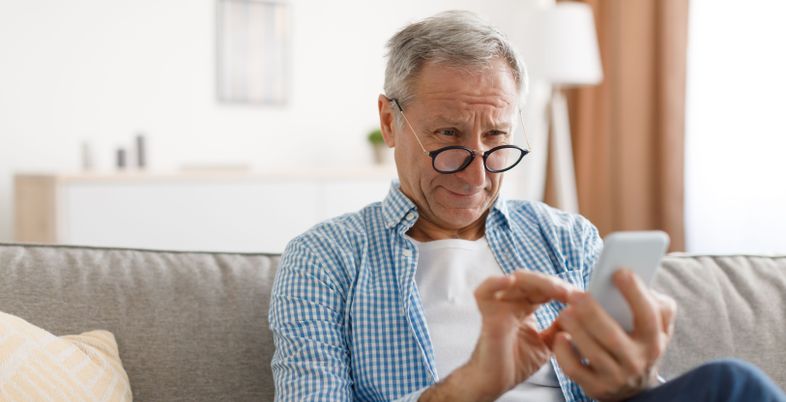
[1,243,784,401]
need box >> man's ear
[378,95,396,148]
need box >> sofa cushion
[654,254,786,388]
[0,311,132,401]
[0,244,279,402]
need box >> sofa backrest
[1,244,784,400]
[0,243,279,402]
[653,254,786,386]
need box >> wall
[0,0,551,242]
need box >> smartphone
[586,231,670,332]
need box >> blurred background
[1,0,784,254]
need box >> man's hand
[550,269,677,402]
[420,271,574,402]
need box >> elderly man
[269,11,786,402]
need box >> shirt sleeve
[393,387,429,402]
[580,219,604,288]
[268,238,353,401]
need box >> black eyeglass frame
[426,144,530,174]
[390,98,531,174]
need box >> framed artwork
[217,0,290,105]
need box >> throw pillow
[0,311,132,401]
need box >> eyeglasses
[390,98,530,174]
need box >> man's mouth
[446,189,473,197]
[444,187,482,198]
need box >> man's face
[379,58,520,232]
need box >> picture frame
[216,0,290,105]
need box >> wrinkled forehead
[410,64,519,122]
[421,103,518,129]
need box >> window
[685,0,786,253]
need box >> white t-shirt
[413,237,565,402]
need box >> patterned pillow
[0,311,132,401]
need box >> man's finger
[541,320,561,349]
[474,275,515,301]
[566,291,636,366]
[552,332,598,391]
[652,291,677,336]
[557,305,624,377]
[504,270,573,304]
[613,269,660,342]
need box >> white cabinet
[14,169,395,253]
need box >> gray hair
[384,10,528,109]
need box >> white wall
[685,0,786,253]
[0,0,551,242]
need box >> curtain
[549,0,689,251]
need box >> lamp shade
[517,2,603,86]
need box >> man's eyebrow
[487,121,514,130]
[423,114,464,125]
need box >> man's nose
[454,150,487,187]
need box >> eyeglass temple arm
[518,108,532,152]
[390,98,430,156]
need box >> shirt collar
[381,181,513,231]
[382,181,418,230]
[489,191,513,229]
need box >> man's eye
[488,130,508,138]
[437,129,459,137]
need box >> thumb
[541,320,561,349]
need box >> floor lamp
[519,2,603,213]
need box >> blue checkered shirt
[269,183,603,401]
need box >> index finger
[651,290,678,336]
[498,270,574,305]
[474,274,515,301]
[613,269,661,342]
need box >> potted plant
[367,128,389,165]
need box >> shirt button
[402,249,412,257]
[405,212,415,221]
